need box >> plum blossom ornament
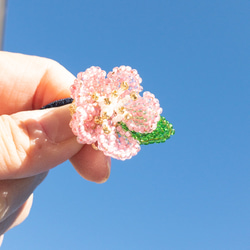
[69,66,174,160]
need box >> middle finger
[0,172,47,223]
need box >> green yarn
[119,116,175,145]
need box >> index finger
[0,51,75,114]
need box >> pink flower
[70,66,162,160]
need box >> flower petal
[125,91,162,133]
[106,66,143,97]
[70,105,98,144]
[71,66,107,104]
[97,126,141,160]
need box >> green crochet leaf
[119,116,175,145]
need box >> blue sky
[2,0,250,249]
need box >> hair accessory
[69,66,175,160]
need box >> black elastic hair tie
[41,98,73,109]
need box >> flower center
[92,82,138,134]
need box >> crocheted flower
[69,66,167,160]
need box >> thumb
[0,105,82,179]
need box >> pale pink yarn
[70,66,162,160]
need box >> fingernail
[107,157,111,172]
[104,157,111,181]
[97,157,111,184]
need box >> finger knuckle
[0,115,28,177]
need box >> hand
[0,52,111,239]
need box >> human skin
[0,52,111,237]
